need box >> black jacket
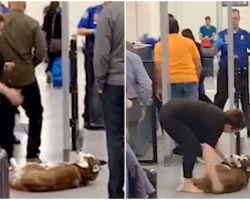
[42,8,61,44]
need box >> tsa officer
[77,2,112,129]
[213,9,250,130]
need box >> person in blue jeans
[199,16,217,43]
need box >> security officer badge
[240,35,244,41]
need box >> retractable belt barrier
[70,35,80,151]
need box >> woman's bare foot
[177,178,204,194]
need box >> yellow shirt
[154,34,200,84]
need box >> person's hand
[139,108,146,121]
[213,36,224,48]
[126,99,133,109]
[97,89,103,94]
[212,181,224,194]
[4,62,15,72]
[156,89,162,102]
[5,88,23,107]
[222,155,232,166]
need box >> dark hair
[205,16,211,21]
[169,18,179,34]
[232,9,240,17]
[169,14,174,19]
[225,109,248,130]
[0,14,4,22]
[50,1,60,9]
[181,29,195,42]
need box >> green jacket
[0,10,46,87]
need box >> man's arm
[0,82,23,106]
[191,42,201,79]
[211,32,216,41]
[77,9,95,36]
[199,27,205,41]
[33,23,46,67]
[154,42,162,101]
[246,32,250,50]
[77,28,95,36]
[203,143,223,192]
[93,8,111,92]
[135,55,153,106]
[210,27,217,41]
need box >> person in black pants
[0,2,46,161]
[94,2,124,198]
[213,9,250,136]
[159,100,247,194]
[42,2,61,84]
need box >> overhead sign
[222,1,249,7]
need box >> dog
[193,154,250,194]
[10,152,107,192]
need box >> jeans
[171,82,198,100]
[101,85,124,198]
[0,81,43,159]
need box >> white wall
[126,1,250,42]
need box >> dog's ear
[92,164,101,173]
[99,160,107,166]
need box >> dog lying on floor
[193,154,250,194]
[10,152,107,192]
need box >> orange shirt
[154,34,200,84]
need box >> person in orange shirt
[154,17,201,102]
[154,17,202,156]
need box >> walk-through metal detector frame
[62,1,71,162]
[161,1,237,167]
[227,2,237,155]
[159,2,173,167]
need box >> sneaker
[173,146,183,156]
[46,72,52,84]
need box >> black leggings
[159,114,202,178]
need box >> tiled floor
[10,51,109,199]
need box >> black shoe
[173,146,183,156]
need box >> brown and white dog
[10,152,107,192]
[193,154,250,194]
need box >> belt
[171,82,196,86]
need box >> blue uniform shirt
[217,29,250,70]
[200,25,216,38]
[78,4,104,54]
[1,5,9,14]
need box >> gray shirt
[126,50,152,106]
[94,2,124,91]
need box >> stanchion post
[62,1,70,161]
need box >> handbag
[50,11,61,54]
